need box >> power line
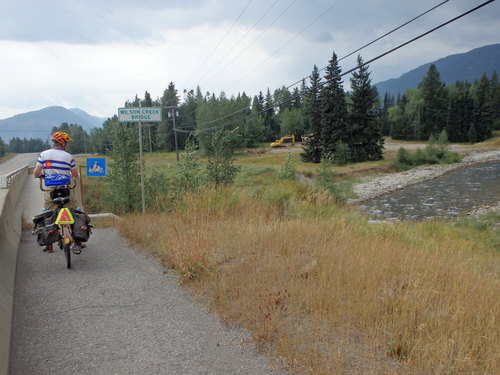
[194,0,282,87]
[347,0,496,79]
[277,0,452,92]
[189,0,454,131]
[187,0,496,134]
[199,0,299,87]
[183,0,254,89]
[227,0,343,90]
[329,0,451,69]
[188,0,343,128]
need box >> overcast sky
[1,0,499,119]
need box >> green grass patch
[394,146,462,171]
[234,165,277,186]
[453,211,500,251]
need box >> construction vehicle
[270,135,295,148]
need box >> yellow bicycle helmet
[51,131,73,144]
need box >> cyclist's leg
[66,194,78,209]
[44,191,58,210]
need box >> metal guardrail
[0,166,28,189]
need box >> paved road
[10,228,289,375]
[0,153,38,175]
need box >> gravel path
[348,150,500,203]
[10,228,289,375]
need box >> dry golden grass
[475,136,500,149]
[117,184,499,374]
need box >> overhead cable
[183,0,254,89]
[190,0,454,130]
[199,0,299,86]
[194,0,282,86]
[187,0,496,134]
[226,0,343,90]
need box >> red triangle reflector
[55,208,74,224]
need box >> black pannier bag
[32,210,59,246]
[71,209,92,242]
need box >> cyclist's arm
[71,167,79,179]
[33,164,43,178]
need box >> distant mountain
[0,106,106,142]
[375,43,500,98]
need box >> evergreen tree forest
[6,58,498,163]
[386,65,500,142]
[6,137,49,153]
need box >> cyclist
[33,131,82,252]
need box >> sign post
[138,121,145,214]
[118,107,162,215]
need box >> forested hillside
[385,67,500,142]
[375,43,500,98]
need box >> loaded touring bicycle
[33,176,92,269]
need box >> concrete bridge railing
[0,167,27,189]
[0,167,29,375]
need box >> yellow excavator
[270,135,295,147]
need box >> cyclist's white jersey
[36,148,75,187]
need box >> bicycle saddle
[53,197,70,206]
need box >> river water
[357,161,500,221]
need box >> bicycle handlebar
[38,176,77,192]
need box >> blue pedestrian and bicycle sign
[87,158,107,177]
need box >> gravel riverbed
[348,150,500,204]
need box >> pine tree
[320,52,349,158]
[140,91,156,152]
[291,87,302,109]
[158,82,180,151]
[195,85,204,104]
[390,94,410,140]
[419,64,448,140]
[301,65,322,163]
[107,120,141,214]
[446,82,473,142]
[252,91,265,113]
[473,73,493,141]
[467,123,478,143]
[264,89,279,140]
[490,70,500,129]
[89,120,112,154]
[382,93,394,136]
[9,138,23,153]
[177,89,198,151]
[273,86,293,115]
[142,91,153,107]
[249,92,267,146]
[205,128,240,186]
[348,55,383,161]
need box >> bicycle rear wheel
[63,243,71,269]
